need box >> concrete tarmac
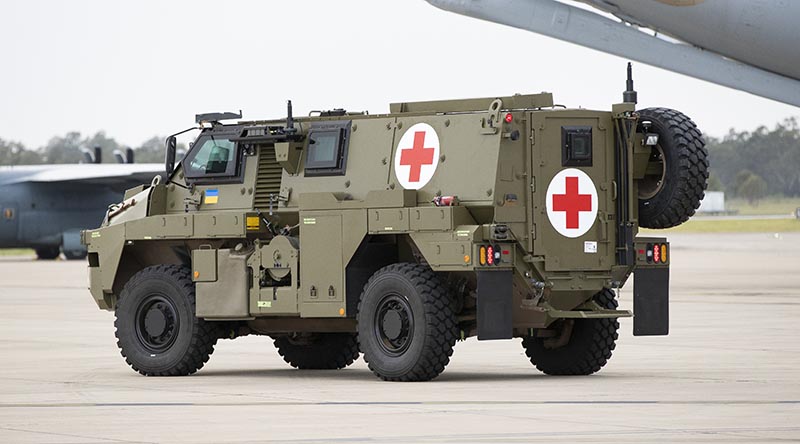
[1,233,799,443]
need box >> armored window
[183,135,239,180]
[562,126,593,167]
[304,121,351,177]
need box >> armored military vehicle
[83,66,708,381]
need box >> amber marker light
[193,271,200,279]
[464,255,470,263]
[338,308,345,316]
[479,246,487,265]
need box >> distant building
[697,191,725,214]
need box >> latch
[183,196,200,212]
[480,99,503,135]
[278,186,291,205]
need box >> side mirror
[165,136,177,176]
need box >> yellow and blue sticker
[204,189,219,204]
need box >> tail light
[478,244,503,266]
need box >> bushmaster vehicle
[83,67,708,381]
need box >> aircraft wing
[0,164,164,193]
[425,0,800,107]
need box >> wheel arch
[112,242,189,299]
[344,234,404,316]
[106,239,230,310]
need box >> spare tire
[636,107,709,229]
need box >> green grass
[0,248,35,256]
[725,196,800,216]
[642,218,800,234]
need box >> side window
[561,126,593,167]
[304,121,351,177]
[184,135,238,179]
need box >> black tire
[35,246,60,260]
[637,107,709,229]
[357,263,457,382]
[63,249,87,260]
[273,333,359,370]
[114,264,218,376]
[522,289,619,375]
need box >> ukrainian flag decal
[204,189,219,204]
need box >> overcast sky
[1,0,797,150]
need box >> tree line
[2,119,799,202]
[0,132,183,166]
[705,117,800,202]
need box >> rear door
[530,111,615,271]
[0,203,19,247]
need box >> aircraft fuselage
[0,182,121,257]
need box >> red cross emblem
[394,123,440,190]
[545,168,598,238]
[399,131,435,183]
[552,176,593,229]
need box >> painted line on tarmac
[0,400,797,408]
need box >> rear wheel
[273,333,359,370]
[357,263,457,381]
[35,246,60,260]
[63,249,87,260]
[636,107,709,228]
[522,289,619,375]
[115,265,218,376]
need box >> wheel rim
[134,294,180,353]
[638,143,666,200]
[373,293,414,356]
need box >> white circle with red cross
[545,168,599,238]
[394,123,440,190]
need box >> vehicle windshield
[184,134,237,178]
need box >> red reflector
[504,113,513,123]
[502,250,510,255]
[638,249,645,255]
[487,245,494,265]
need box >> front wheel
[357,263,457,381]
[522,289,619,375]
[114,265,219,376]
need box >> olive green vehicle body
[83,92,668,340]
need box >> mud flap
[477,270,513,340]
[633,267,669,336]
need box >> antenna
[285,100,297,135]
[623,62,638,104]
